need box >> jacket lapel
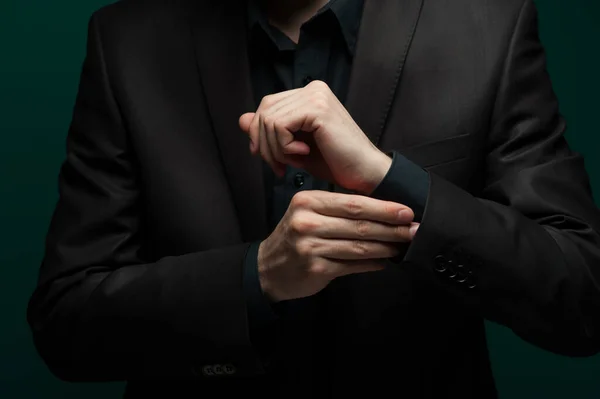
[345,0,424,146]
[324,0,425,316]
[191,1,268,241]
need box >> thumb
[239,112,255,134]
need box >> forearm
[404,170,600,356]
[28,243,266,381]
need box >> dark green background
[1,0,599,397]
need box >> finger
[239,113,256,153]
[315,258,385,279]
[300,238,402,260]
[266,96,315,156]
[239,112,254,133]
[258,88,303,110]
[282,153,306,170]
[309,214,414,242]
[308,191,414,224]
[409,222,420,239]
[261,86,310,120]
[264,113,287,168]
[248,112,262,155]
[274,114,311,156]
[272,103,318,155]
[249,88,304,155]
[259,114,285,177]
[335,260,386,277]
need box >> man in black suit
[28,0,600,397]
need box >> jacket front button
[294,173,305,188]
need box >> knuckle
[314,99,329,113]
[308,80,329,90]
[309,259,330,276]
[262,115,273,126]
[289,213,316,235]
[290,191,312,208]
[260,95,274,108]
[272,118,283,131]
[355,220,370,238]
[289,215,303,234]
[311,93,329,111]
[345,198,363,217]
[295,238,314,257]
[352,241,370,257]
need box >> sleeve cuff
[370,151,430,222]
[243,241,279,339]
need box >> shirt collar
[328,0,364,56]
[247,0,364,56]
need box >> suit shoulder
[423,0,532,43]
[465,0,530,24]
[82,0,223,61]
[89,0,220,37]
[435,0,528,24]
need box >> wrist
[355,150,393,195]
[257,241,280,303]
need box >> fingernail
[398,210,410,221]
[409,224,420,238]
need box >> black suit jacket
[28,0,600,397]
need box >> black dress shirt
[242,0,430,353]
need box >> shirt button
[293,173,305,188]
[302,75,313,86]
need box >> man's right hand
[257,190,418,302]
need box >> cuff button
[433,255,447,272]
[446,260,457,278]
[466,275,477,289]
[223,364,237,375]
[455,265,469,283]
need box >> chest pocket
[396,133,477,190]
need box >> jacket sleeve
[402,0,600,357]
[27,13,266,382]
[370,151,430,222]
[243,242,280,359]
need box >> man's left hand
[239,80,392,195]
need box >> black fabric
[26,1,600,398]
[371,151,430,221]
[243,0,430,352]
